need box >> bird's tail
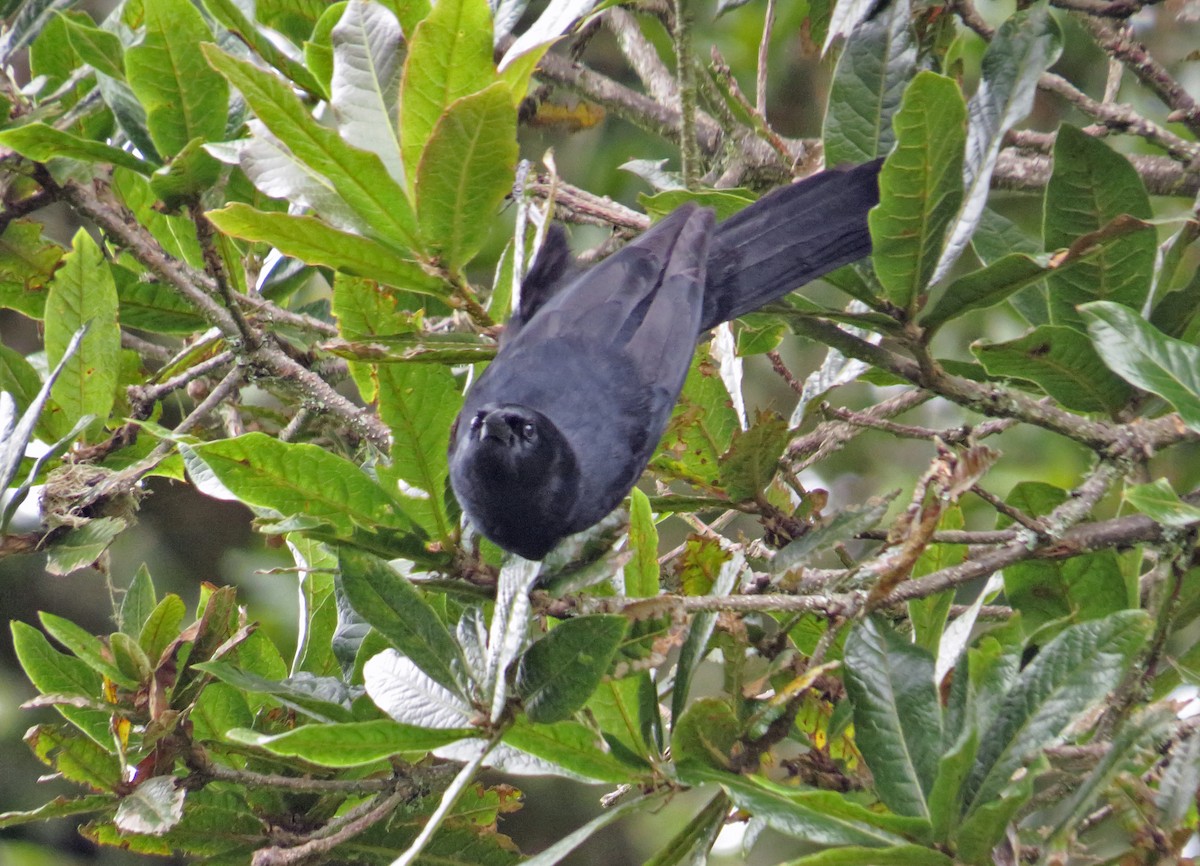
[700,158,883,331]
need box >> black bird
[449,160,882,560]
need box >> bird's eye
[469,414,482,431]
[522,421,536,440]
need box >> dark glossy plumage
[449,160,882,559]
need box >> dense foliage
[0,0,1198,863]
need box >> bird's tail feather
[700,158,883,332]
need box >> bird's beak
[481,414,514,445]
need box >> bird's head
[449,403,580,559]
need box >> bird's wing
[502,224,577,345]
[509,204,713,356]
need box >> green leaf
[45,518,127,576]
[1124,478,1200,528]
[823,0,915,164]
[682,766,917,847]
[1080,300,1200,431]
[0,794,116,829]
[25,723,122,791]
[962,610,1150,816]
[718,412,790,501]
[139,593,186,664]
[126,0,229,157]
[772,495,891,574]
[0,342,43,419]
[195,660,356,723]
[289,537,340,676]
[869,71,965,310]
[114,268,206,334]
[0,219,62,318]
[414,83,517,271]
[642,792,729,866]
[516,615,628,723]
[844,616,941,819]
[956,758,1039,865]
[399,0,496,183]
[199,0,324,96]
[1044,126,1155,327]
[227,719,473,766]
[119,564,157,637]
[338,547,467,696]
[189,681,253,741]
[39,612,138,689]
[784,846,954,866]
[971,325,1133,414]
[58,14,125,79]
[0,122,151,174]
[329,0,404,183]
[930,3,1063,285]
[184,433,409,536]
[203,44,419,250]
[672,697,739,770]
[206,205,446,296]
[652,345,737,487]
[11,622,111,746]
[623,488,660,598]
[504,718,637,783]
[44,229,120,442]
[640,188,756,222]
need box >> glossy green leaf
[785,846,954,866]
[203,45,418,250]
[1080,300,1200,430]
[0,122,150,174]
[845,616,941,819]
[963,610,1150,816]
[640,188,755,222]
[185,434,408,536]
[0,794,116,829]
[623,487,660,598]
[869,72,965,310]
[399,0,496,182]
[824,0,915,164]
[643,792,728,866]
[652,345,738,486]
[504,718,636,783]
[44,517,127,576]
[414,83,517,271]
[200,0,324,96]
[11,622,111,746]
[930,3,1062,285]
[971,325,1133,414]
[39,612,138,689]
[719,412,789,501]
[683,766,919,846]
[207,205,445,295]
[138,593,186,664]
[189,681,253,741]
[44,229,120,441]
[516,615,627,723]
[772,495,891,574]
[228,719,472,766]
[24,723,121,791]
[119,564,157,638]
[1045,126,1155,327]
[330,0,404,183]
[375,362,460,537]
[672,697,739,770]
[338,548,467,696]
[194,660,356,723]
[1124,479,1200,527]
[126,0,229,156]
[57,14,125,79]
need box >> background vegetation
[0,0,1198,863]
